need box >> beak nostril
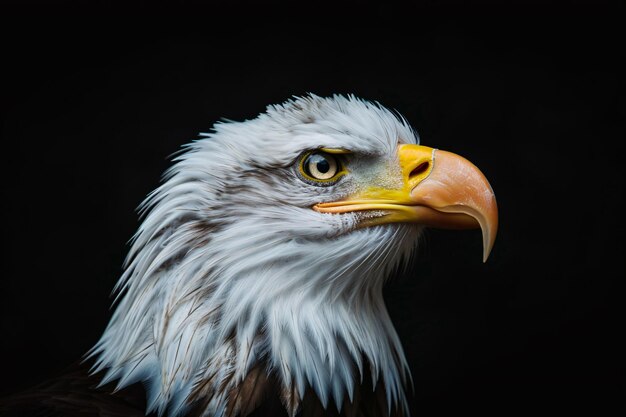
[409,162,430,179]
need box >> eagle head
[90,94,498,417]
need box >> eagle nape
[1,94,498,417]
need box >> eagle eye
[298,151,345,184]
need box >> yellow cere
[328,144,435,204]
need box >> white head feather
[90,94,422,416]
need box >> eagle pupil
[317,159,330,173]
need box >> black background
[1,1,622,416]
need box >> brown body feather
[188,358,404,417]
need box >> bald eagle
[1,94,497,417]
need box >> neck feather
[90,214,418,417]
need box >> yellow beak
[313,144,498,262]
